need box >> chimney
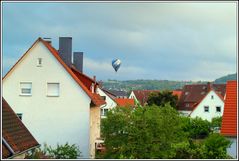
[43,37,52,45]
[73,52,83,72]
[59,37,72,67]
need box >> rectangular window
[37,58,42,67]
[216,106,221,112]
[20,82,32,95]
[16,113,23,120]
[104,109,109,116]
[204,106,209,112]
[211,95,214,99]
[47,83,60,97]
[101,96,106,100]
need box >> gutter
[2,137,16,155]
[7,144,41,159]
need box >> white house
[2,37,105,158]
[177,83,226,121]
[97,88,117,118]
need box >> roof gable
[115,98,135,107]
[3,38,105,107]
[2,98,40,158]
[221,81,237,136]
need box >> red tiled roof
[115,98,135,107]
[2,98,40,159]
[221,81,237,137]
[3,38,105,107]
[177,83,226,111]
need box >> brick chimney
[58,37,72,67]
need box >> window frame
[216,106,221,113]
[19,82,32,96]
[16,113,23,120]
[204,106,209,112]
[47,82,60,97]
[37,58,43,67]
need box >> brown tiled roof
[133,90,160,106]
[2,98,40,159]
[177,83,226,111]
[221,81,237,137]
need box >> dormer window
[37,58,42,67]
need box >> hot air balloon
[112,59,121,72]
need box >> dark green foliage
[211,116,222,129]
[101,104,186,159]
[147,90,178,107]
[181,116,211,139]
[202,133,232,159]
[46,143,81,159]
[26,143,81,159]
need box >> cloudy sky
[2,2,237,81]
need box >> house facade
[177,83,226,121]
[221,81,237,159]
[2,37,105,158]
[2,98,40,159]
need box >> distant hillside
[102,79,207,93]
[214,73,237,84]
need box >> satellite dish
[112,59,121,72]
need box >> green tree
[181,116,211,139]
[202,133,231,159]
[101,104,187,159]
[211,116,222,130]
[147,90,178,108]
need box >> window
[101,96,106,100]
[211,95,214,99]
[101,109,104,116]
[185,92,189,95]
[204,106,209,112]
[186,103,189,107]
[37,58,42,67]
[20,82,32,95]
[104,109,109,116]
[16,113,23,120]
[47,83,60,96]
[216,106,221,112]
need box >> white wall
[3,41,92,158]
[190,90,224,121]
[227,137,237,159]
[129,91,140,106]
[97,88,117,118]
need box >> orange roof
[172,90,182,99]
[221,80,237,137]
[3,38,105,107]
[115,98,135,107]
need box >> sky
[2,2,237,81]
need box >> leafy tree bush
[147,90,178,108]
[101,104,187,159]
[26,143,81,159]
[211,116,222,130]
[181,116,211,139]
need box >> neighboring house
[115,98,135,107]
[129,90,182,107]
[97,88,117,118]
[2,98,40,159]
[177,82,226,121]
[221,81,237,158]
[106,89,128,98]
[2,37,105,158]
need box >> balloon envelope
[112,59,121,72]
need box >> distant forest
[102,73,237,93]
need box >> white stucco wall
[190,90,224,121]
[227,137,237,159]
[129,91,140,106]
[97,88,117,118]
[3,41,92,158]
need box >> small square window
[101,96,106,100]
[216,106,221,112]
[20,82,32,96]
[204,106,209,112]
[47,83,60,97]
[211,95,214,99]
[37,58,42,67]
